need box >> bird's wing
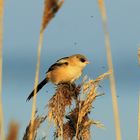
[46,59,69,73]
[56,57,69,63]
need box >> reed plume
[54,101,101,140]
[24,72,108,139]
[48,83,80,138]
[53,72,108,139]
[0,0,5,140]
[54,107,93,140]
[6,122,19,140]
[30,1,64,139]
[41,0,64,32]
[98,0,122,140]
[75,72,109,139]
[23,114,47,140]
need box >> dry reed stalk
[54,107,91,140]
[75,72,109,139]
[76,87,97,126]
[78,120,104,140]
[98,0,122,140]
[29,32,44,140]
[138,95,140,140]
[57,121,75,140]
[54,73,107,140]
[0,0,5,140]
[23,114,47,140]
[74,108,91,140]
[6,122,19,140]
[30,1,64,139]
[82,70,110,92]
[138,48,140,65]
[48,83,80,138]
[55,99,103,140]
[29,73,107,139]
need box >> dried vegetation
[22,71,110,140]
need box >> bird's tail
[26,77,49,101]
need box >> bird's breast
[48,65,82,84]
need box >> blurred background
[2,0,140,139]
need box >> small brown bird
[27,54,89,101]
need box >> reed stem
[29,32,44,140]
[138,94,140,140]
[98,0,122,140]
[0,0,5,139]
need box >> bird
[26,54,89,101]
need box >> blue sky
[2,0,140,139]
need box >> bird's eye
[80,58,86,63]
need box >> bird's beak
[86,60,90,64]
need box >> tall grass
[0,0,5,140]
[98,0,122,140]
[138,95,140,140]
[29,0,64,139]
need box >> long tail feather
[26,77,49,101]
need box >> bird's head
[70,54,89,69]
